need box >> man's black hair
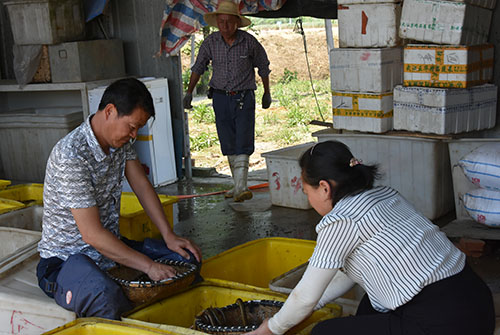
[98,78,155,118]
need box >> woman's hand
[247,319,273,335]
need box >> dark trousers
[212,90,255,156]
[312,264,495,335]
[36,237,200,320]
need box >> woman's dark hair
[299,140,380,206]
[98,78,155,118]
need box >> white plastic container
[330,47,403,93]
[403,44,494,88]
[0,107,83,183]
[88,78,177,189]
[338,3,402,48]
[393,84,497,134]
[4,0,85,45]
[0,255,76,335]
[262,143,314,210]
[332,91,393,133]
[313,130,454,219]
[399,0,493,45]
[448,138,500,220]
[0,205,43,231]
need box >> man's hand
[165,234,202,263]
[146,261,177,281]
[262,92,272,109]
[183,92,193,109]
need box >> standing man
[37,78,202,320]
[183,0,272,202]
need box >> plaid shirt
[38,116,136,270]
[191,30,271,91]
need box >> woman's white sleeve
[315,270,356,309]
[267,265,337,335]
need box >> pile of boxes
[330,0,498,135]
[4,0,125,83]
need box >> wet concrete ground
[156,169,321,259]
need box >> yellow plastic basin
[200,237,316,290]
[42,317,191,335]
[119,192,178,241]
[123,281,341,334]
[0,198,25,215]
[0,180,11,190]
[0,183,43,205]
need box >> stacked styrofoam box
[393,84,497,134]
[332,0,403,133]
[394,0,497,135]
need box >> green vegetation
[190,132,219,151]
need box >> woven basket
[107,259,198,305]
[194,299,283,335]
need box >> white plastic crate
[262,143,314,209]
[393,84,497,134]
[330,47,403,93]
[0,107,83,182]
[313,130,454,219]
[0,205,43,231]
[332,91,393,133]
[4,0,85,45]
[399,0,493,45]
[338,3,402,48]
[0,255,76,335]
[448,139,500,221]
[403,44,494,88]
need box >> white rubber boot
[224,155,236,198]
[233,154,252,202]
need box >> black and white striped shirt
[309,186,465,312]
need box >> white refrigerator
[88,77,177,190]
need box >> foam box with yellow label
[333,91,393,133]
[403,44,494,88]
[399,0,492,45]
[394,84,497,134]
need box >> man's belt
[212,88,247,96]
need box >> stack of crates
[330,0,404,133]
[395,0,498,134]
[4,0,125,83]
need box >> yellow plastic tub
[123,281,341,334]
[42,317,194,335]
[119,192,178,241]
[0,183,43,205]
[0,180,11,190]
[0,198,25,215]
[200,237,316,290]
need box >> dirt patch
[182,27,337,174]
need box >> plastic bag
[12,44,43,87]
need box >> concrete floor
[156,169,500,320]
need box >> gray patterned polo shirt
[38,116,137,270]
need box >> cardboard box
[394,84,497,134]
[403,44,494,88]
[338,3,402,48]
[333,91,393,133]
[49,39,126,83]
[330,47,403,93]
[399,0,493,45]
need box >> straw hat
[204,1,251,28]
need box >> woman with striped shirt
[249,140,494,335]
